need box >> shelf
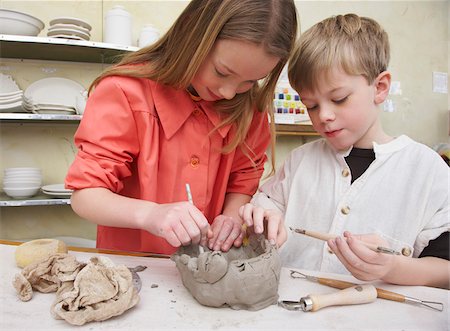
[0,113,81,123]
[275,122,319,137]
[0,193,70,207]
[0,34,139,63]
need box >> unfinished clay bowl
[171,234,281,311]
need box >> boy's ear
[374,71,391,105]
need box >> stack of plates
[3,167,42,199]
[47,17,92,41]
[23,77,85,114]
[0,74,26,113]
[41,183,73,198]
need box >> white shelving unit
[1,35,136,207]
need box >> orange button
[192,108,201,116]
[190,155,200,168]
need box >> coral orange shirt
[65,76,270,254]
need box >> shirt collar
[373,135,412,155]
[331,135,412,159]
[151,82,232,139]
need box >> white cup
[138,24,160,48]
[104,5,132,46]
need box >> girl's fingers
[165,229,182,247]
[172,222,192,246]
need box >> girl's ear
[374,71,391,105]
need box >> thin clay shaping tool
[185,183,204,253]
[289,270,444,311]
[290,227,401,255]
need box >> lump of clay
[171,234,281,311]
[15,238,68,268]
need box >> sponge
[15,238,68,268]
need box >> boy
[240,14,449,288]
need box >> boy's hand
[238,203,287,247]
[328,231,397,281]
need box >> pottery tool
[278,284,377,312]
[185,183,204,254]
[290,227,401,255]
[241,223,249,246]
[289,270,444,311]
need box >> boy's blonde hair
[288,13,389,93]
[91,0,298,158]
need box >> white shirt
[252,135,450,274]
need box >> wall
[0,0,448,244]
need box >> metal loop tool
[289,270,444,312]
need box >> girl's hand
[207,214,244,252]
[143,201,210,248]
[238,203,287,247]
[328,231,397,281]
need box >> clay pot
[171,234,281,311]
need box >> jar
[104,5,132,46]
[138,24,160,48]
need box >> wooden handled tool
[290,270,444,311]
[300,284,377,312]
[290,228,401,255]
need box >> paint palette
[273,85,309,124]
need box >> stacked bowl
[0,9,44,36]
[2,167,42,199]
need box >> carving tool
[279,284,377,312]
[290,227,401,255]
[289,270,444,311]
[185,183,205,253]
[241,223,249,246]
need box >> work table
[0,242,448,330]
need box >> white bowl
[4,167,41,174]
[0,9,44,36]
[3,186,40,199]
[4,173,42,180]
[3,181,42,188]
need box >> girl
[65,0,298,255]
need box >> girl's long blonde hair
[91,0,298,166]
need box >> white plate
[0,74,21,94]
[34,104,76,111]
[0,100,23,110]
[42,190,72,198]
[0,95,22,105]
[41,183,73,193]
[0,90,23,98]
[31,109,75,115]
[47,34,85,41]
[49,17,92,31]
[24,77,85,108]
[48,23,91,34]
[47,28,90,40]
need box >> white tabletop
[0,244,448,330]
